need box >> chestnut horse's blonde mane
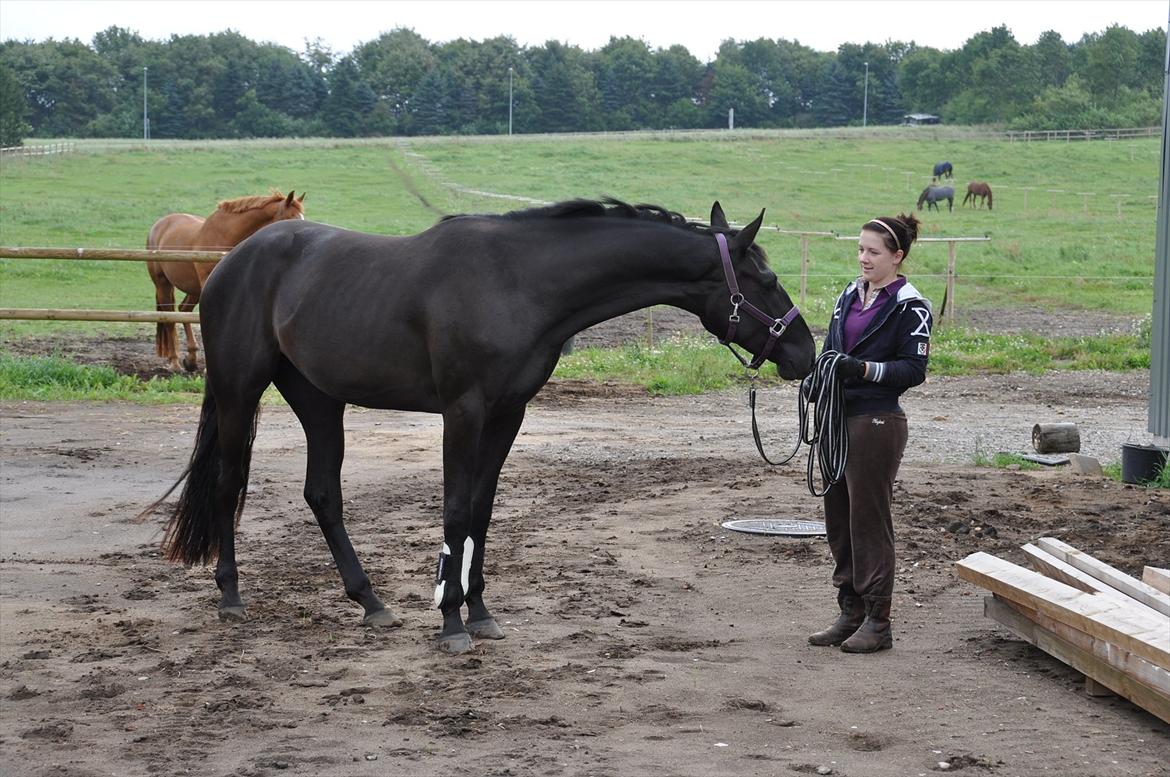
[216,190,291,214]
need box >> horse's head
[703,202,815,380]
[273,190,307,222]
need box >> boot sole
[840,638,893,654]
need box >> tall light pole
[508,67,513,136]
[143,66,149,140]
[862,61,869,128]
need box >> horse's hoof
[363,608,403,628]
[437,633,474,655]
[218,605,247,622]
[465,617,506,640]
[182,360,198,373]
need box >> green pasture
[0,131,1160,388]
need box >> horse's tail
[986,188,993,210]
[140,388,258,565]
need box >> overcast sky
[1,0,1166,61]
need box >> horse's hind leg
[148,263,182,371]
[274,361,400,628]
[463,407,527,641]
[178,292,200,372]
[211,386,266,621]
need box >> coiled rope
[749,349,851,497]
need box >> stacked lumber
[955,539,1170,724]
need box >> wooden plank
[993,596,1170,695]
[1144,567,1170,596]
[0,308,201,324]
[0,246,224,262]
[1034,537,1170,616]
[1023,544,1164,617]
[985,596,1170,724]
[955,552,1170,669]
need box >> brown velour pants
[822,412,908,599]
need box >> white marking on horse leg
[433,542,452,608]
[461,537,474,596]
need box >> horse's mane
[444,198,731,239]
[216,191,290,214]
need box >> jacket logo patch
[918,342,929,356]
[911,308,931,338]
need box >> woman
[808,213,932,653]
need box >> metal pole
[862,61,869,127]
[508,67,513,136]
[143,66,149,140]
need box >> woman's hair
[863,213,922,259]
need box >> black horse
[149,199,816,654]
[933,161,953,179]
[917,184,955,212]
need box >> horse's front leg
[435,397,487,654]
[463,407,527,641]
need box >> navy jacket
[824,277,933,416]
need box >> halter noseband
[715,232,801,371]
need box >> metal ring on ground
[721,518,827,536]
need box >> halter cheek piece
[715,232,802,370]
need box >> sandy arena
[1,315,1168,776]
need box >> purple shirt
[843,277,906,353]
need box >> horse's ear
[710,201,729,229]
[730,209,765,252]
[297,192,306,203]
[285,190,296,206]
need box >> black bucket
[1120,443,1168,485]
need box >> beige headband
[866,219,901,252]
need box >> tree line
[0,23,1164,145]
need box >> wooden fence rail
[0,246,223,324]
[0,308,200,323]
[0,246,224,263]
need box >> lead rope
[749,350,851,497]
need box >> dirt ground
[1,313,1168,777]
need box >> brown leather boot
[807,587,865,646]
[840,595,893,653]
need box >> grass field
[0,130,1160,389]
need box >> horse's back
[147,213,205,250]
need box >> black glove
[835,354,867,380]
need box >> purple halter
[715,232,802,371]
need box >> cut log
[1144,566,1170,596]
[1032,422,1081,453]
[1033,537,1170,617]
[985,596,1170,724]
[955,552,1170,669]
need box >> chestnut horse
[147,191,306,371]
[962,182,993,210]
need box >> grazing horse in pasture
[146,199,816,655]
[147,191,306,371]
[917,185,954,212]
[962,181,993,210]
[933,161,953,179]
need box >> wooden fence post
[799,236,809,308]
[944,239,958,325]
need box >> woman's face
[857,228,904,287]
